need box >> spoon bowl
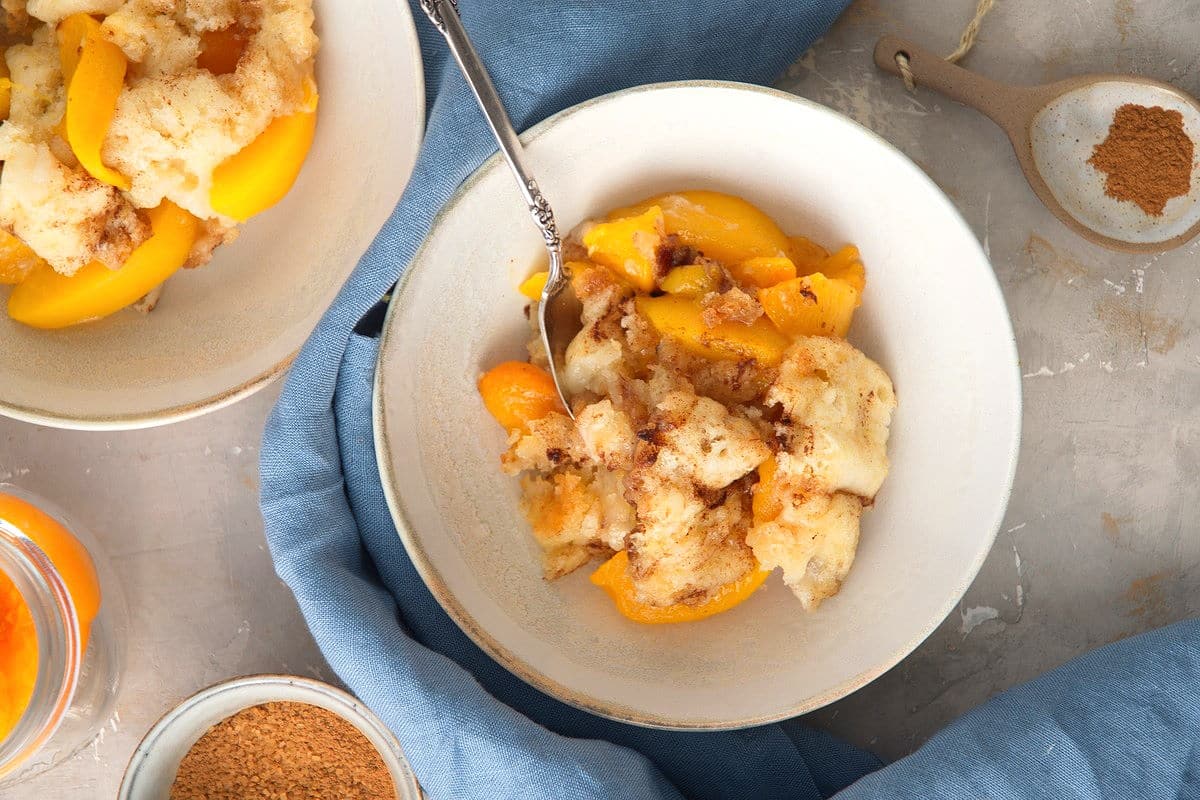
[875,36,1200,253]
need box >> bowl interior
[118,676,421,800]
[0,0,424,428]
[376,82,1021,728]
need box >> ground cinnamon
[1088,103,1194,216]
[169,701,397,800]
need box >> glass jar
[0,485,127,788]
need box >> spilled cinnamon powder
[1088,103,1194,216]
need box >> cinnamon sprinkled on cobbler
[480,191,896,623]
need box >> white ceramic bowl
[118,675,422,800]
[0,0,424,429]
[375,81,1022,729]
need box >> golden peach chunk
[733,256,796,289]
[0,230,44,285]
[636,294,789,366]
[759,273,862,339]
[786,235,830,273]
[816,245,867,293]
[519,271,549,300]
[610,190,791,265]
[581,206,664,292]
[60,13,131,190]
[660,264,718,297]
[210,80,319,222]
[8,201,198,329]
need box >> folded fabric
[259,1,876,799]
[836,619,1200,800]
[259,3,1200,799]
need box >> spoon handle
[419,0,576,416]
[873,35,1037,137]
[419,0,563,255]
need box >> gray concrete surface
[782,0,1200,760]
[1,385,336,798]
[5,0,1199,796]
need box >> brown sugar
[169,701,397,800]
[1088,103,1195,216]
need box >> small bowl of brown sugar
[118,675,422,800]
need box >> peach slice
[8,201,198,329]
[0,48,11,122]
[751,457,783,525]
[759,272,862,339]
[659,264,718,296]
[477,361,565,431]
[732,255,797,289]
[815,245,867,292]
[56,13,91,82]
[609,190,792,265]
[60,13,131,190]
[786,235,830,273]
[581,206,664,292]
[209,81,319,222]
[591,550,770,624]
[0,230,45,285]
[518,271,549,300]
[636,294,789,366]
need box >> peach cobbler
[479,191,896,624]
[0,0,318,329]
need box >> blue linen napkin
[259,1,877,798]
[259,2,1200,798]
[835,619,1200,800]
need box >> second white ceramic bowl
[375,81,1021,729]
[0,0,424,429]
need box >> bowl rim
[0,353,296,431]
[116,673,423,800]
[0,0,427,432]
[374,78,1023,730]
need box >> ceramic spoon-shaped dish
[875,35,1200,253]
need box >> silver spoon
[876,36,1200,253]
[420,0,581,414]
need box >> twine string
[895,0,995,91]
